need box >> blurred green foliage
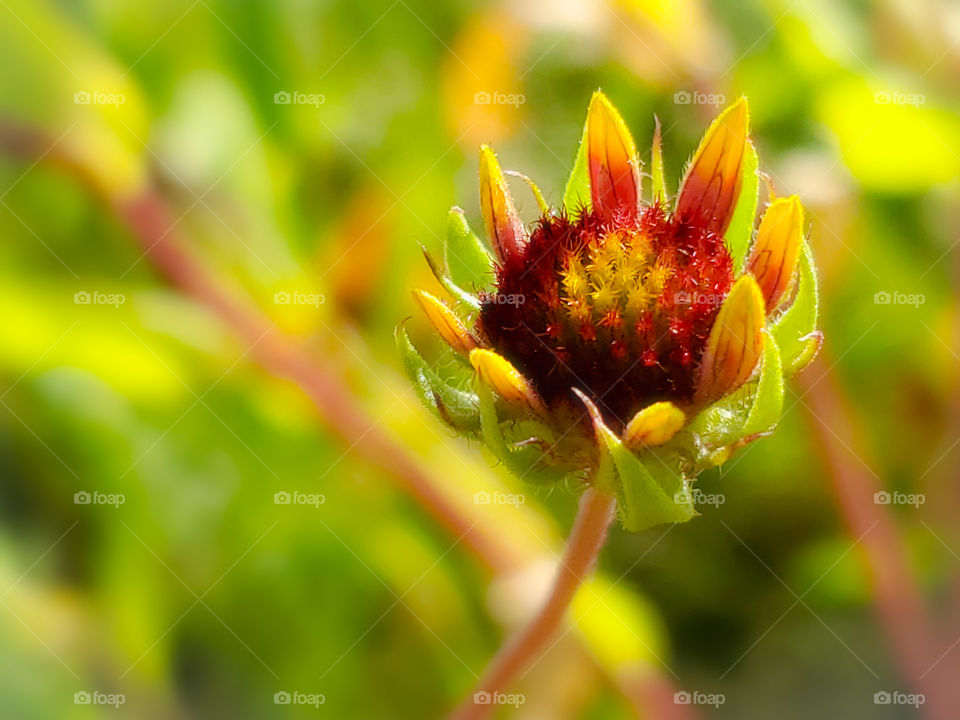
[0,0,958,718]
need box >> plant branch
[449,487,617,720]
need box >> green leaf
[743,330,784,436]
[607,439,696,533]
[505,171,550,215]
[444,207,494,293]
[771,238,820,374]
[583,401,695,532]
[682,385,752,461]
[650,117,667,205]
[563,116,591,216]
[476,384,567,485]
[421,246,481,311]
[681,331,785,468]
[396,326,480,432]
[724,140,759,273]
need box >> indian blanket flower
[400,92,821,531]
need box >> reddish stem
[449,488,617,720]
[802,368,954,720]
[116,191,522,575]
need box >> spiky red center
[477,204,734,428]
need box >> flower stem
[450,487,617,720]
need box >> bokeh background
[0,0,958,718]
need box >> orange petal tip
[586,91,641,224]
[412,289,478,355]
[676,97,750,236]
[746,195,804,312]
[479,145,525,263]
[469,348,546,416]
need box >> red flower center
[477,204,734,428]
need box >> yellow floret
[625,285,655,316]
[562,256,589,300]
[645,261,674,296]
[565,297,592,323]
[590,278,619,312]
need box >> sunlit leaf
[563,110,592,216]
[444,207,495,294]
[770,239,820,375]
[476,383,566,485]
[743,330,784,436]
[421,246,481,311]
[576,390,696,532]
[724,140,759,273]
[396,326,480,432]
